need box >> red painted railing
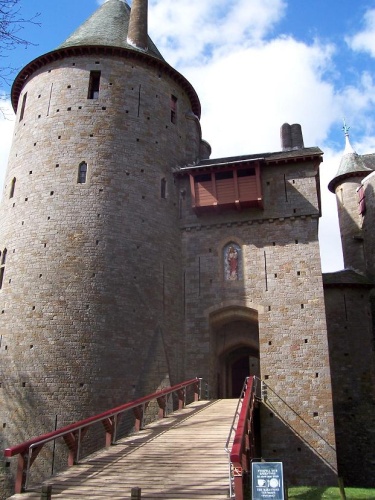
[226,376,260,500]
[4,377,201,494]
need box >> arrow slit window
[0,248,7,290]
[170,95,177,124]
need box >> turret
[328,124,373,273]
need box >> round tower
[0,0,208,487]
[328,125,373,273]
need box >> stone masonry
[1,0,375,495]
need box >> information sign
[251,462,284,500]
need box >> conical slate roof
[328,132,373,192]
[58,0,163,60]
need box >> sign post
[252,462,284,500]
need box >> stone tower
[328,125,373,273]
[0,0,208,486]
[325,128,375,486]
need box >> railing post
[157,396,166,419]
[133,406,143,432]
[41,484,52,499]
[166,394,169,417]
[177,388,185,410]
[141,403,145,428]
[233,466,244,500]
[113,414,118,444]
[194,378,201,401]
[76,428,82,463]
[131,487,142,499]
[15,452,27,494]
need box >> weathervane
[342,118,356,154]
[342,119,350,136]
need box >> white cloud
[149,0,286,66]
[347,8,375,57]
[181,37,338,158]
[0,99,15,202]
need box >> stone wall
[0,51,202,489]
[177,158,338,485]
[324,285,375,486]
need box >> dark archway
[209,306,260,398]
[222,345,260,398]
[232,356,249,397]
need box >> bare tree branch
[0,0,40,88]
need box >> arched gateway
[209,306,260,398]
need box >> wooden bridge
[5,377,260,500]
[9,399,237,499]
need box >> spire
[328,122,372,192]
[127,0,148,51]
[343,120,356,155]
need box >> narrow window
[161,178,167,199]
[88,71,101,99]
[0,249,6,290]
[78,162,88,184]
[1,249,7,266]
[170,95,177,124]
[9,178,16,199]
[357,185,366,215]
[19,93,27,121]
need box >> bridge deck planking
[9,399,238,499]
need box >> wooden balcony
[190,164,263,212]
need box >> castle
[0,0,374,494]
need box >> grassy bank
[287,486,375,499]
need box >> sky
[1,0,375,272]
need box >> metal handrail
[225,376,260,499]
[5,377,202,493]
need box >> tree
[0,0,40,89]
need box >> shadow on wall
[135,325,171,399]
[260,385,337,487]
[0,372,69,498]
[324,284,375,487]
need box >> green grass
[287,486,375,499]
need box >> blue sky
[1,0,375,271]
